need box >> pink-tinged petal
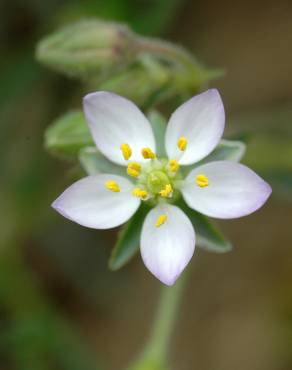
[141,204,195,286]
[52,174,140,229]
[165,89,225,165]
[181,161,272,219]
[83,91,155,165]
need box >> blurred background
[0,1,292,369]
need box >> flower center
[146,170,170,195]
[112,142,186,202]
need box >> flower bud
[36,19,136,78]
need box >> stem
[135,36,200,72]
[128,271,189,370]
[134,36,224,93]
[148,273,188,357]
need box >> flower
[52,89,272,285]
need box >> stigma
[155,214,168,227]
[177,136,187,151]
[196,174,209,188]
[105,180,120,192]
[120,143,132,160]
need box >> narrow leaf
[178,200,232,253]
[109,205,149,270]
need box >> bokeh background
[1,1,292,369]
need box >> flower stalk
[127,271,188,370]
[134,36,224,89]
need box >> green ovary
[146,170,170,194]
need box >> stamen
[120,143,132,160]
[127,162,141,177]
[132,188,148,200]
[141,147,156,159]
[196,174,209,188]
[177,136,187,151]
[155,214,167,227]
[105,180,120,192]
[159,184,173,198]
[169,159,179,172]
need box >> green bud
[36,20,136,78]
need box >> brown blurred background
[0,1,291,370]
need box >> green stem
[135,36,200,73]
[134,36,224,93]
[128,271,189,370]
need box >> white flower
[52,89,272,285]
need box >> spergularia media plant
[37,19,272,370]
[52,89,271,285]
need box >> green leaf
[45,111,93,156]
[79,147,125,176]
[147,110,167,157]
[182,139,246,175]
[178,200,232,253]
[109,205,149,270]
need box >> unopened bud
[36,19,136,78]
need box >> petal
[181,161,272,219]
[140,204,195,286]
[165,89,225,165]
[83,91,156,165]
[52,174,140,229]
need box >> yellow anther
[159,184,173,198]
[155,214,168,228]
[132,188,148,200]
[127,162,141,178]
[120,143,132,160]
[105,180,120,192]
[169,159,179,172]
[196,174,209,188]
[141,147,156,159]
[177,136,187,151]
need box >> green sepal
[79,147,125,176]
[178,200,232,253]
[147,110,167,157]
[201,139,246,163]
[44,111,93,156]
[182,139,246,175]
[109,205,150,270]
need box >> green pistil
[146,170,170,195]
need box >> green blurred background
[0,1,292,369]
